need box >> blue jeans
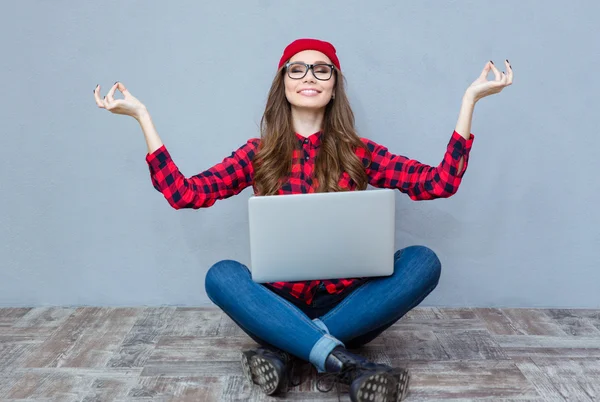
[205,245,441,373]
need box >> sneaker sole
[240,351,256,385]
[353,372,397,402]
[241,353,281,395]
[394,369,410,401]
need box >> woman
[94,38,512,402]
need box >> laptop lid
[248,189,395,283]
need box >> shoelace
[315,364,357,402]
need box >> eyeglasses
[285,62,335,81]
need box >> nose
[303,70,316,83]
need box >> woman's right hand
[94,82,147,120]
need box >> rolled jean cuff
[312,318,330,334]
[308,334,345,373]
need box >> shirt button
[305,155,309,160]
[304,139,308,144]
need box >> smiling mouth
[298,89,320,96]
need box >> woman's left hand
[465,60,513,103]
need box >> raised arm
[146,138,259,209]
[358,58,513,200]
[360,131,474,200]
[132,95,258,209]
[94,82,259,209]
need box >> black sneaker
[360,362,411,401]
[317,347,410,402]
[240,345,301,395]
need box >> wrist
[462,91,478,106]
[135,107,150,122]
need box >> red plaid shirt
[146,130,474,305]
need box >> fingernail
[490,60,494,64]
[506,59,509,63]
[114,81,118,85]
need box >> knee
[204,259,246,299]
[395,245,442,287]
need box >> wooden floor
[1,307,599,401]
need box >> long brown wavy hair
[252,66,371,195]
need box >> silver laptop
[248,189,396,283]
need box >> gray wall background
[1,1,598,308]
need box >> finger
[106,81,119,104]
[489,61,502,81]
[501,63,511,86]
[505,59,513,85]
[479,62,492,79]
[116,82,130,97]
[93,85,105,108]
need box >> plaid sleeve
[360,130,474,200]
[145,138,260,209]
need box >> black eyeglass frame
[284,62,336,81]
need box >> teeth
[301,90,318,94]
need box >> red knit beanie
[278,38,341,71]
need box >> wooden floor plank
[495,335,600,359]
[161,307,221,337]
[12,306,75,329]
[544,309,600,337]
[0,343,42,373]
[4,371,90,401]
[153,335,259,363]
[0,308,32,326]
[106,307,176,369]
[127,375,220,400]
[382,330,451,361]
[402,307,477,321]
[392,317,486,332]
[516,358,593,401]
[80,377,138,402]
[530,357,600,401]
[141,361,241,377]
[21,307,140,368]
[400,360,540,400]
[0,368,142,400]
[474,308,521,335]
[219,375,290,401]
[0,307,77,344]
[3,368,141,401]
[434,330,509,361]
[501,309,568,336]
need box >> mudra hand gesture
[465,60,513,103]
[93,82,147,120]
